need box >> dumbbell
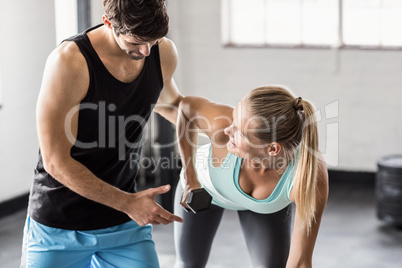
[181,188,212,214]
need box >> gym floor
[1,181,402,268]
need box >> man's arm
[286,156,329,267]
[153,38,183,124]
[37,42,182,226]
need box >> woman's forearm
[177,101,199,186]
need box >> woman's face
[224,99,269,160]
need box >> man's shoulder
[158,37,177,59]
[159,37,175,48]
[42,41,89,101]
[158,37,178,80]
[49,41,87,72]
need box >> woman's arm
[287,156,329,267]
[177,96,233,207]
[178,96,234,143]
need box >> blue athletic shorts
[20,216,159,268]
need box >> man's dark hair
[103,0,169,41]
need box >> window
[222,0,402,49]
[343,0,402,47]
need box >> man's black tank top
[28,25,164,230]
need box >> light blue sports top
[180,144,300,214]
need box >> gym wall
[0,0,56,204]
[167,0,402,173]
[0,0,104,205]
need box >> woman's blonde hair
[245,85,318,234]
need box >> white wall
[54,0,77,44]
[0,0,104,203]
[0,0,56,203]
[91,0,105,25]
[167,0,402,172]
[54,0,104,45]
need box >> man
[21,0,183,267]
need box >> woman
[174,85,329,268]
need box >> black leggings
[173,183,294,268]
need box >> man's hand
[125,185,183,226]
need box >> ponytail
[293,99,319,234]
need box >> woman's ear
[267,142,282,156]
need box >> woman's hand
[180,180,202,210]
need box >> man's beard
[127,50,145,60]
